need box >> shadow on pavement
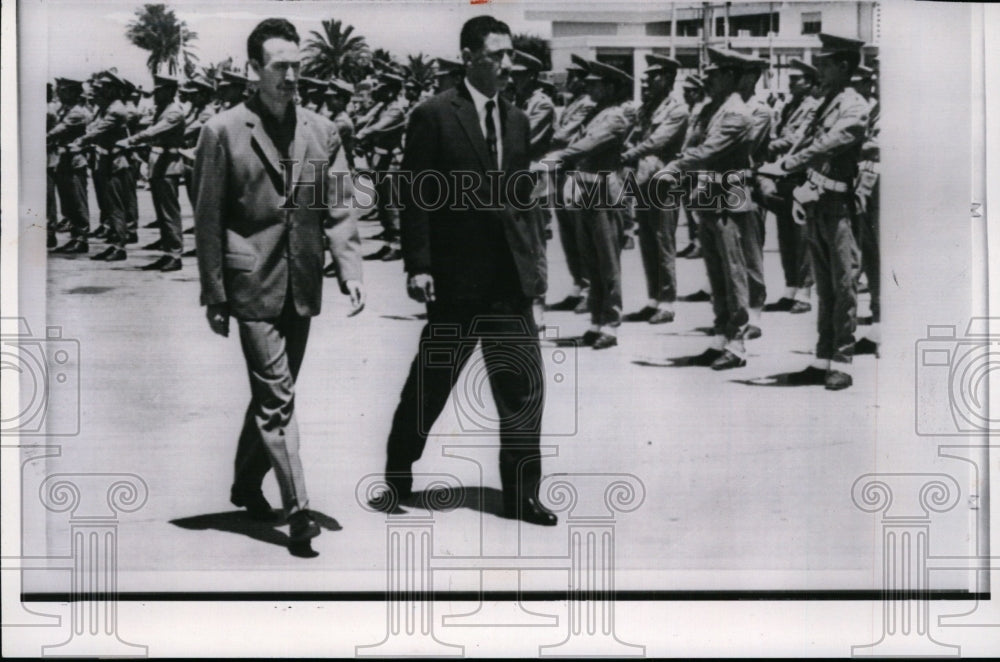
[730,372,825,387]
[402,486,506,518]
[170,509,342,557]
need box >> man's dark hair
[460,15,511,52]
[247,18,300,64]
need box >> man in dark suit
[193,18,365,544]
[370,15,557,526]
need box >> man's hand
[206,302,230,337]
[344,280,366,317]
[115,138,130,150]
[407,273,435,303]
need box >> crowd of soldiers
[47,30,879,391]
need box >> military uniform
[742,89,772,321]
[548,60,634,347]
[777,34,870,388]
[356,82,407,254]
[123,76,187,263]
[179,80,218,210]
[855,94,880,331]
[664,49,756,369]
[47,96,60,244]
[47,80,93,251]
[621,55,688,322]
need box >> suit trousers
[151,175,183,257]
[635,198,678,303]
[738,204,767,310]
[807,192,859,363]
[775,190,815,290]
[55,163,90,240]
[577,206,623,327]
[699,210,750,341]
[856,180,880,323]
[233,298,312,516]
[384,298,544,501]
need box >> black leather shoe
[592,333,618,350]
[677,243,696,258]
[89,226,108,239]
[323,261,339,278]
[547,295,583,312]
[288,510,321,543]
[711,349,746,370]
[159,257,182,272]
[825,369,853,391]
[183,226,195,235]
[141,256,172,270]
[48,233,58,249]
[503,496,557,526]
[785,366,828,386]
[143,220,163,229]
[126,232,139,244]
[685,246,702,259]
[581,330,601,346]
[90,246,116,260]
[182,248,197,258]
[368,229,387,240]
[54,239,89,254]
[380,247,403,261]
[623,306,657,322]
[363,245,391,260]
[679,290,711,302]
[230,487,279,522]
[648,309,675,324]
[857,315,874,326]
[143,239,165,251]
[573,298,589,314]
[743,325,762,340]
[790,301,812,314]
[763,297,796,312]
[57,219,72,233]
[690,347,724,366]
[103,247,127,262]
[854,338,880,356]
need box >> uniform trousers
[373,152,401,247]
[699,209,750,342]
[99,157,134,249]
[635,185,678,303]
[774,181,815,290]
[150,174,183,258]
[383,298,544,501]
[233,295,312,517]
[553,171,589,293]
[856,180,880,323]
[55,162,90,241]
[739,204,767,310]
[807,191,859,363]
[577,205,624,327]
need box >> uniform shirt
[522,86,555,162]
[183,102,218,149]
[355,95,408,152]
[549,101,632,174]
[551,93,597,147]
[769,94,819,156]
[48,101,93,169]
[745,95,772,168]
[622,93,689,184]
[781,85,869,184]
[127,99,186,148]
[667,91,752,176]
[77,99,131,150]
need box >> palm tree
[302,19,368,80]
[512,33,551,71]
[125,4,199,77]
[402,53,435,92]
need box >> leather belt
[701,170,751,185]
[807,169,850,193]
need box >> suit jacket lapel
[452,87,493,172]
[290,111,309,192]
[249,116,284,179]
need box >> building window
[802,11,822,35]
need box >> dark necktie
[484,99,498,169]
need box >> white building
[526,2,879,98]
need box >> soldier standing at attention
[620,54,688,326]
[852,63,880,357]
[322,77,358,278]
[760,59,820,315]
[659,48,755,371]
[119,75,187,271]
[74,71,134,262]
[545,60,634,350]
[759,33,870,390]
[546,55,597,313]
[48,78,93,254]
[177,75,218,256]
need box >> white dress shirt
[464,78,502,167]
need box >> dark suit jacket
[193,100,362,320]
[399,84,541,302]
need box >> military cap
[55,77,85,90]
[325,77,355,96]
[703,47,746,73]
[219,70,249,87]
[297,76,327,91]
[583,59,633,85]
[181,75,215,93]
[813,32,865,59]
[511,50,544,73]
[851,64,874,82]
[568,54,590,74]
[378,70,405,84]
[643,53,681,75]
[434,58,463,77]
[681,74,705,91]
[788,57,818,79]
[152,74,179,90]
[96,70,129,90]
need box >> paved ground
[28,180,936,594]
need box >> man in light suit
[193,18,365,545]
[369,15,557,527]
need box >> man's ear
[460,47,474,66]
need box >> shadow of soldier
[401,485,507,518]
[169,509,342,558]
